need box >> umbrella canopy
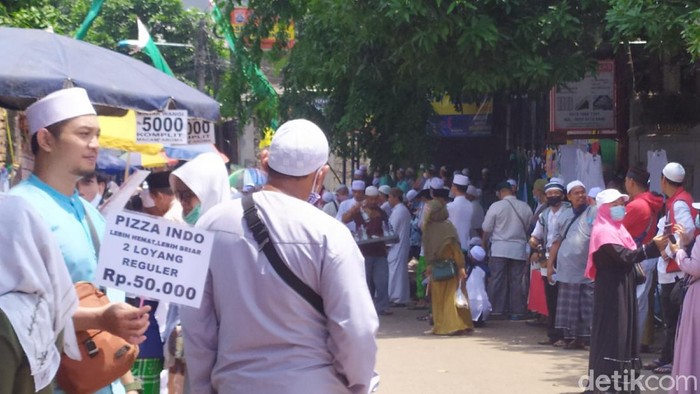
[0,27,220,121]
[119,152,172,168]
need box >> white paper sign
[550,60,615,131]
[136,110,188,144]
[94,210,214,308]
[187,118,216,144]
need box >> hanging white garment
[576,150,605,190]
[647,149,668,194]
[558,145,580,184]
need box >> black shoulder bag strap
[242,194,326,318]
[561,206,588,242]
[504,198,529,239]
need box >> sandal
[552,339,570,347]
[643,359,664,370]
[653,364,673,374]
[417,314,432,321]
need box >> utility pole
[194,17,207,92]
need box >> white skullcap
[566,180,585,194]
[322,191,334,203]
[662,162,685,183]
[25,87,96,135]
[378,185,392,196]
[453,174,470,186]
[466,185,478,196]
[406,189,418,202]
[469,245,486,262]
[354,169,364,176]
[550,177,564,185]
[268,119,329,176]
[596,188,629,206]
[507,179,517,187]
[365,186,379,197]
[359,165,368,172]
[692,202,700,210]
[587,186,602,199]
[429,177,444,189]
[351,180,365,191]
[139,188,156,208]
[469,236,482,247]
[335,184,348,192]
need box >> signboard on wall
[429,96,493,137]
[549,60,615,132]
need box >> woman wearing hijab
[586,189,667,393]
[667,204,700,394]
[164,152,231,393]
[422,199,473,335]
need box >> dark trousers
[659,282,681,364]
[487,256,527,315]
[542,276,563,340]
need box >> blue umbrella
[0,27,220,121]
[97,150,130,173]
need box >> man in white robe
[387,188,411,305]
[181,119,378,394]
[447,174,474,251]
[337,180,366,232]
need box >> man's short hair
[30,118,68,156]
[663,176,683,188]
[453,184,467,194]
[389,187,403,202]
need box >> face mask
[307,168,322,205]
[90,193,102,208]
[184,204,201,225]
[546,196,562,207]
[610,205,626,222]
[695,214,700,229]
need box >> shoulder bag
[242,194,326,318]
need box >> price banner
[187,118,215,144]
[136,110,188,144]
[94,210,214,308]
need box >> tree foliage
[232,0,609,167]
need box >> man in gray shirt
[482,182,533,320]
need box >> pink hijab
[585,202,637,279]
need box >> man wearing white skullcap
[378,184,393,217]
[655,162,698,368]
[337,180,367,232]
[182,119,378,393]
[386,187,411,306]
[447,173,474,252]
[322,189,340,217]
[10,88,150,393]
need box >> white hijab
[170,152,230,217]
[0,194,80,390]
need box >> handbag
[56,282,139,394]
[633,263,647,286]
[431,259,457,281]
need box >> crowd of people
[2,86,700,394]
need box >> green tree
[232,0,609,167]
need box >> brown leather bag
[56,282,139,394]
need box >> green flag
[118,18,175,77]
[74,0,105,40]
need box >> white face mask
[90,193,102,208]
[307,168,322,205]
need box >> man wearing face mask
[545,180,597,350]
[528,178,568,345]
[181,119,378,394]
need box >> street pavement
[374,307,667,394]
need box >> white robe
[387,203,411,304]
[336,197,361,232]
[447,195,473,251]
[467,266,491,321]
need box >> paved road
[374,307,667,394]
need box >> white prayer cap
[322,191,334,203]
[596,188,629,206]
[566,180,585,194]
[139,188,155,208]
[507,179,517,187]
[692,202,700,210]
[351,180,365,191]
[453,174,470,186]
[359,165,368,172]
[469,236,482,247]
[587,186,602,199]
[429,177,444,189]
[466,185,478,196]
[406,189,418,202]
[25,87,96,135]
[354,169,364,176]
[365,186,379,197]
[469,245,486,262]
[378,185,391,196]
[335,184,348,192]
[662,162,685,183]
[268,119,329,176]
